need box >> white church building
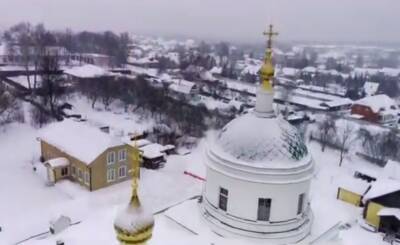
[199,25,315,244]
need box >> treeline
[2,22,131,67]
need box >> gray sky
[0,0,399,43]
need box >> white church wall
[204,166,311,223]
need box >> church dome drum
[199,25,314,244]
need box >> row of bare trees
[3,23,54,91]
[77,75,210,138]
[314,114,400,166]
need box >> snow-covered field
[0,98,389,245]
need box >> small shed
[50,215,72,234]
[140,143,166,169]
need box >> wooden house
[39,120,137,191]
[351,94,399,127]
[362,178,400,236]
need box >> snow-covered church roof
[211,112,310,169]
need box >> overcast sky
[0,0,399,44]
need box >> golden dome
[260,61,275,79]
[114,144,154,245]
[114,203,154,245]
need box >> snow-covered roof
[126,64,157,77]
[200,71,217,82]
[337,176,370,195]
[363,82,379,96]
[380,68,400,77]
[321,98,353,108]
[169,80,196,95]
[382,160,400,181]
[40,120,123,164]
[241,64,261,75]
[210,66,222,75]
[8,75,42,89]
[354,94,398,114]
[140,143,165,159]
[281,67,299,77]
[363,178,400,201]
[378,208,400,220]
[353,68,380,76]
[274,90,327,110]
[224,79,257,95]
[302,66,317,73]
[45,157,70,168]
[211,112,310,168]
[64,64,111,78]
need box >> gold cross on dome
[263,24,279,49]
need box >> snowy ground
[0,98,389,245]
[0,121,203,245]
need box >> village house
[70,53,111,67]
[319,97,353,112]
[351,94,399,127]
[168,79,200,101]
[39,120,137,191]
[363,178,400,238]
[338,160,400,239]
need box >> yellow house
[336,176,370,207]
[362,178,400,231]
[40,120,138,191]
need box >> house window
[119,166,127,178]
[78,169,83,180]
[61,167,68,176]
[297,193,305,215]
[118,149,127,162]
[107,169,116,182]
[257,198,271,221]
[107,151,115,165]
[218,187,228,211]
[71,166,76,176]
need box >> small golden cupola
[114,141,154,245]
[260,24,278,92]
[255,24,279,116]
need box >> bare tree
[358,128,398,166]
[77,78,100,108]
[279,86,294,119]
[39,53,64,118]
[337,121,356,167]
[317,115,336,152]
[0,82,22,126]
